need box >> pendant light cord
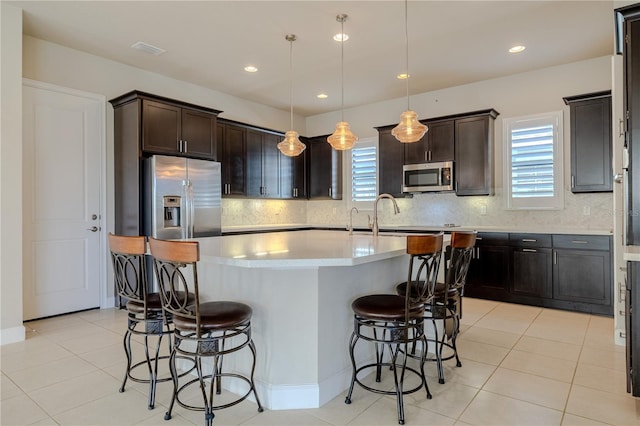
[404,0,410,111]
[340,18,345,122]
[289,37,294,130]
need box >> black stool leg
[431,318,445,384]
[164,340,179,421]
[345,331,358,404]
[120,324,133,393]
[248,339,264,412]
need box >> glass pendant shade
[392,110,428,143]
[278,130,306,157]
[327,121,358,150]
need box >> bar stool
[148,237,263,426]
[345,233,443,425]
[397,231,476,384]
[108,233,173,409]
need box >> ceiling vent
[130,41,166,56]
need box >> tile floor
[1,298,639,425]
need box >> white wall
[304,56,614,232]
[0,4,25,344]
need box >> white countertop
[222,223,612,236]
[196,230,429,268]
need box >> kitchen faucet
[348,207,359,235]
[371,193,400,236]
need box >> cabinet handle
[329,187,332,198]
[553,250,557,265]
[619,118,625,138]
[619,310,626,316]
[522,248,537,253]
[619,282,625,304]
[476,237,483,240]
[178,140,182,152]
[620,331,627,339]
[184,140,188,152]
[571,175,575,188]
[571,240,589,244]
[522,239,537,242]
[475,247,480,259]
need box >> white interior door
[22,82,104,320]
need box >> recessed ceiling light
[244,65,258,73]
[130,41,166,56]
[509,45,526,53]
[333,33,349,42]
[397,73,410,80]
[317,93,328,99]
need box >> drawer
[552,234,611,250]
[475,232,509,246]
[509,233,552,248]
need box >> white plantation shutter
[504,112,563,210]
[511,124,555,198]
[351,145,377,202]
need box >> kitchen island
[193,230,430,410]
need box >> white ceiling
[10,1,615,117]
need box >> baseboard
[0,325,25,345]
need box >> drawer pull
[571,240,589,244]
[522,248,537,253]
[522,239,537,242]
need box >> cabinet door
[308,138,342,199]
[245,129,263,197]
[553,249,612,307]
[511,248,553,298]
[181,109,216,160]
[466,245,510,298]
[455,116,493,195]
[221,124,246,196]
[426,119,454,162]
[292,150,307,199]
[403,134,428,165]
[142,99,181,155]
[569,95,612,193]
[262,133,281,198]
[378,128,405,197]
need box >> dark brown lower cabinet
[465,233,510,298]
[511,248,553,299]
[464,232,612,316]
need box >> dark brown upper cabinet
[404,119,454,165]
[563,91,612,193]
[307,136,342,200]
[217,122,247,197]
[246,129,282,198]
[376,126,406,198]
[455,111,498,196]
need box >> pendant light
[327,14,358,150]
[392,0,427,143]
[278,34,306,157]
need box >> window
[504,111,563,210]
[349,137,378,204]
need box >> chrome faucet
[371,193,400,236]
[348,207,359,235]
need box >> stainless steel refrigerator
[143,155,221,239]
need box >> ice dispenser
[163,195,181,228]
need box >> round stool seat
[173,301,253,332]
[352,294,423,321]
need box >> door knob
[87,226,99,232]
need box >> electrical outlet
[480,205,487,215]
[583,206,591,216]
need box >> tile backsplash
[222,191,614,232]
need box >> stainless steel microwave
[402,161,454,193]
